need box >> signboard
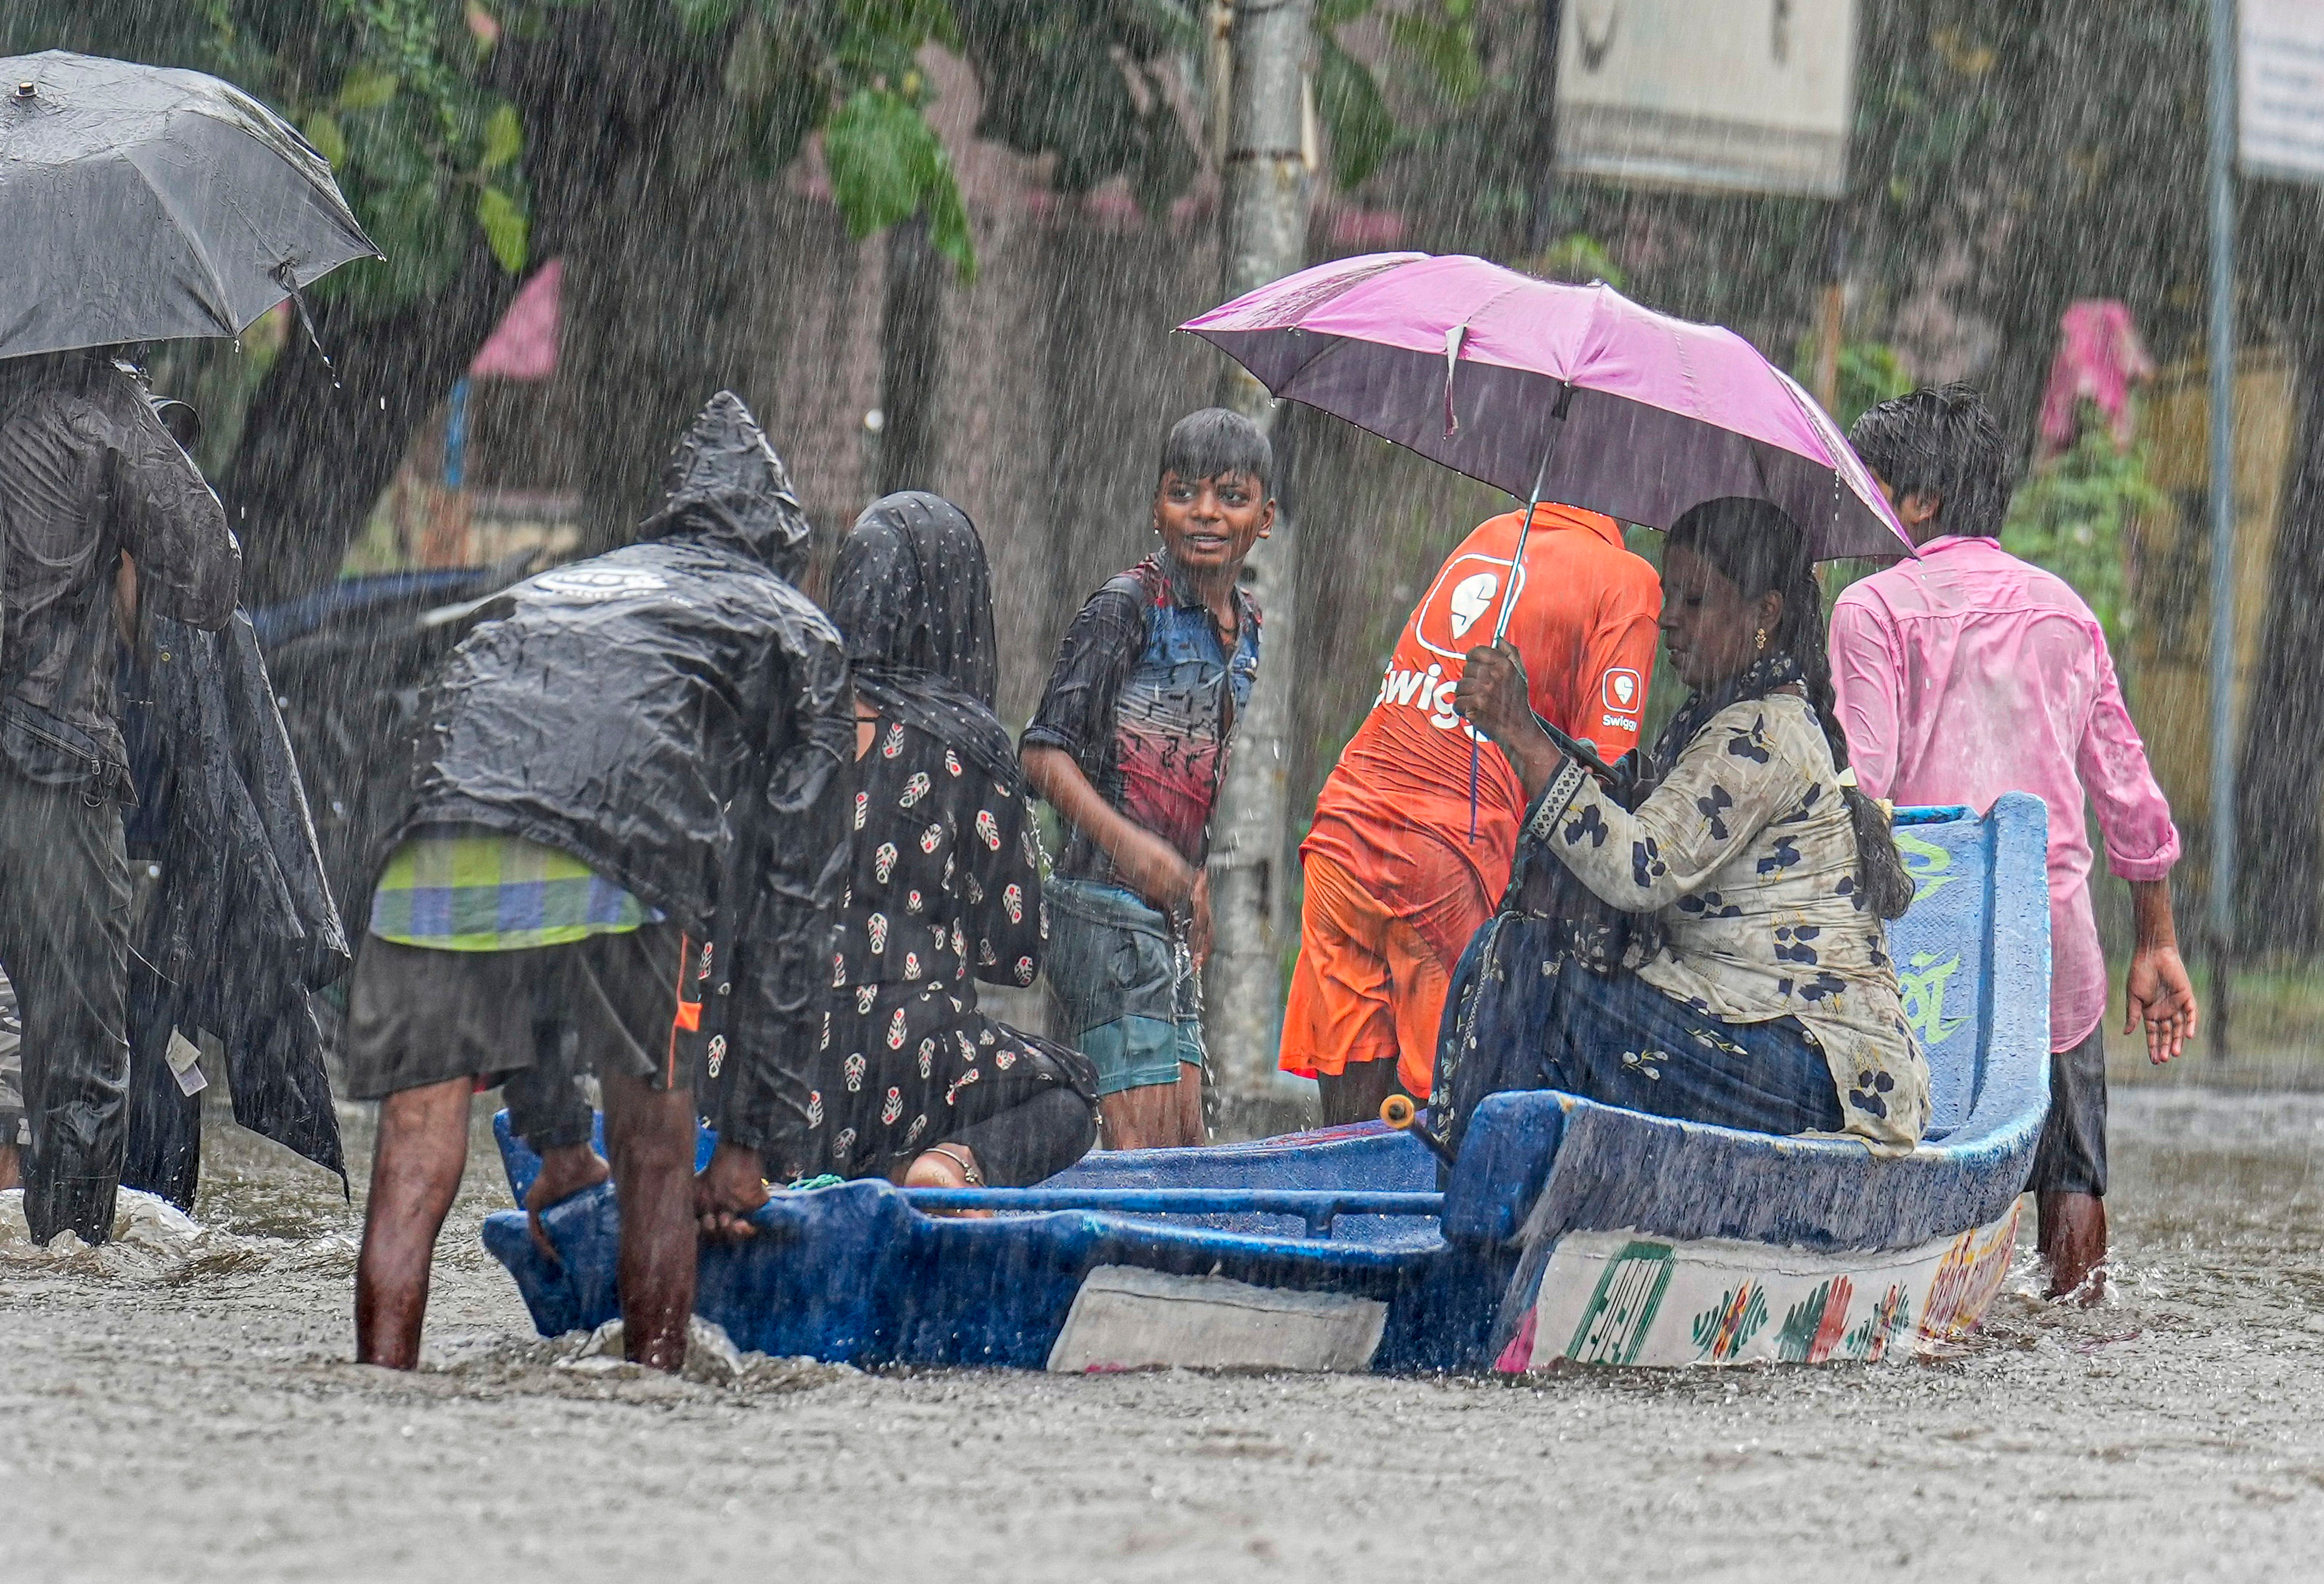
[1557,0,1857,198]
[2243,0,2324,183]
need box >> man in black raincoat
[347,391,851,1373]
[0,348,241,1244]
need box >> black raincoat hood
[636,390,811,582]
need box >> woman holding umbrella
[1434,497,1926,1158]
[1181,250,1931,1158]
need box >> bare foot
[0,1142,21,1194]
[903,1145,992,1216]
[523,1143,611,1264]
[694,1140,768,1242]
[2037,1189,2109,1304]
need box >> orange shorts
[1278,853,1459,1100]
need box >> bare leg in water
[596,1068,700,1370]
[2037,1189,2108,1303]
[1098,1061,1205,1150]
[354,1077,472,1370]
[0,1142,22,1193]
[357,1072,704,1371]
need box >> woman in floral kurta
[1434,497,1926,1157]
[818,494,1098,1187]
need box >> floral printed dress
[815,714,1081,1178]
[1528,690,1928,1148]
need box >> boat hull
[481,795,2053,1373]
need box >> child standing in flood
[1021,409,1273,1149]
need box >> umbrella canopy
[1181,251,1911,562]
[0,51,380,359]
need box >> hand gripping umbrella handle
[1468,383,1574,843]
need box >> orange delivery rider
[1281,502,1661,1123]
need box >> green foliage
[1537,232,1624,289]
[1378,0,1481,105]
[1788,337,1914,429]
[951,0,1197,210]
[474,184,529,272]
[1315,0,1484,193]
[824,87,975,276]
[1316,31,1395,189]
[2,0,532,317]
[13,0,1493,316]
[2001,405,2164,654]
[478,102,523,170]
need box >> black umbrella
[0,51,380,359]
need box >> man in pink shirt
[1833,385,2199,1300]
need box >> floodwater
[7,1085,2324,1583]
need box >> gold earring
[1755,629,1767,652]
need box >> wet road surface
[7,1085,2324,1582]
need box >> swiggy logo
[1411,551,1524,660]
[1601,668,1643,734]
[1372,550,1530,738]
[1374,659,1478,737]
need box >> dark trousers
[948,1082,1097,1187]
[2028,1027,2108,1197]
[0,764,132,1243]
[1431,913,1844,1160]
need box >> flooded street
[5,1083,2323,1583]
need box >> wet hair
[1158,407,1272,494]
[1846,383,2012,541]
[1666,497,1916,920]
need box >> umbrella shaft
[1471,401,1567,840]
[1489,397,1568,647]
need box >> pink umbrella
[1185,250,1912,839]
[1180,251,1911,565]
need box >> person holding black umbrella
[0,50,378,1242]
[0,346,241,1243]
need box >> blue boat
[483,794,2049,1371]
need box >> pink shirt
[1829,536,2181,1051]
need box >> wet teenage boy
[1834,384,2198,1300]
[1023,409,1271,1149]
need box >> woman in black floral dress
[817,493,1099,1188]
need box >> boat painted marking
[1510,1202,2022,1370]
[1047,1266,1388,1374]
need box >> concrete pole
[1207,0,1314,1099]
[2208,0,2238,1056]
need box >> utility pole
[1207,0,1314,1104]
[2207,0,2238,1057]
[1523,0,1565,259]
[878,214,946,494]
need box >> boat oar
[1379,1093,1457,1168]
[1466,383,1575,842]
